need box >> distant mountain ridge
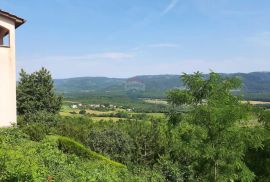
[54,72,270,100]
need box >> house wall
[0,16,16,127]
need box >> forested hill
[54,72,270,100]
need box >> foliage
[124,119,168,166]
[155,156,184,182]
[79,109,86,115]
[245,138,270,182]
[56,136,126,168]
[17,67,63,115]
[20,123,49,141]
[18,110,60,126]
[167,72,264,181]
[54,117,94,143]
[0,128,157,181]
[245,109,270,181]
[86,126,133,164]
[3,67,270,181]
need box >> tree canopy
[17,67,62,115]
[167,72,263,181]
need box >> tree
[17,67,62,115]
[167,72,263,181]
[245,110,270,181]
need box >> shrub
[21,123,49,141]
[54,117,93,143]
[79,110,86,115]
[86,127,134,164]
[18,110,60,127]
[0,129,141,181]
[115,111,129,118]
[56,136,126,168]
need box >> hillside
[54,72,270,100]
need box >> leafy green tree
[245,110,270,181]
[124,119,168,166]
[17,67,62,115]
[167,72,263,181]
[155,156,184,182]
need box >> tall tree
[17,67,62,115]
[167,72,263,181]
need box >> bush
[86,127,134,164]
[21,123,49,141]
[56,136,126,168]
[115,111,129,118]
[54,117,93,143]
[0,129,146,181]
[18,111,60,127]
[79,110,86,115]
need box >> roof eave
[0,10,26,29]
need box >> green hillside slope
[54,72,270,100]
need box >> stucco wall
[0,16,16,127]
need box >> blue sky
[1,0,270,78]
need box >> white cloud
[162,0,179,15]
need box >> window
[0,26,10,47]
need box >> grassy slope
[0,128,148,181]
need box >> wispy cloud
[162,0,179,15]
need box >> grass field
[60,103,165,122]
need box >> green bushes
[0,129,149,181]
[86,127,133,164]
[10,68,270,181]
[18,110,60,126]
[18,111,60,141]
[55,117,93,142]
[21,123,49,141]
[56,136,126,168]
[79,109,86,115]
